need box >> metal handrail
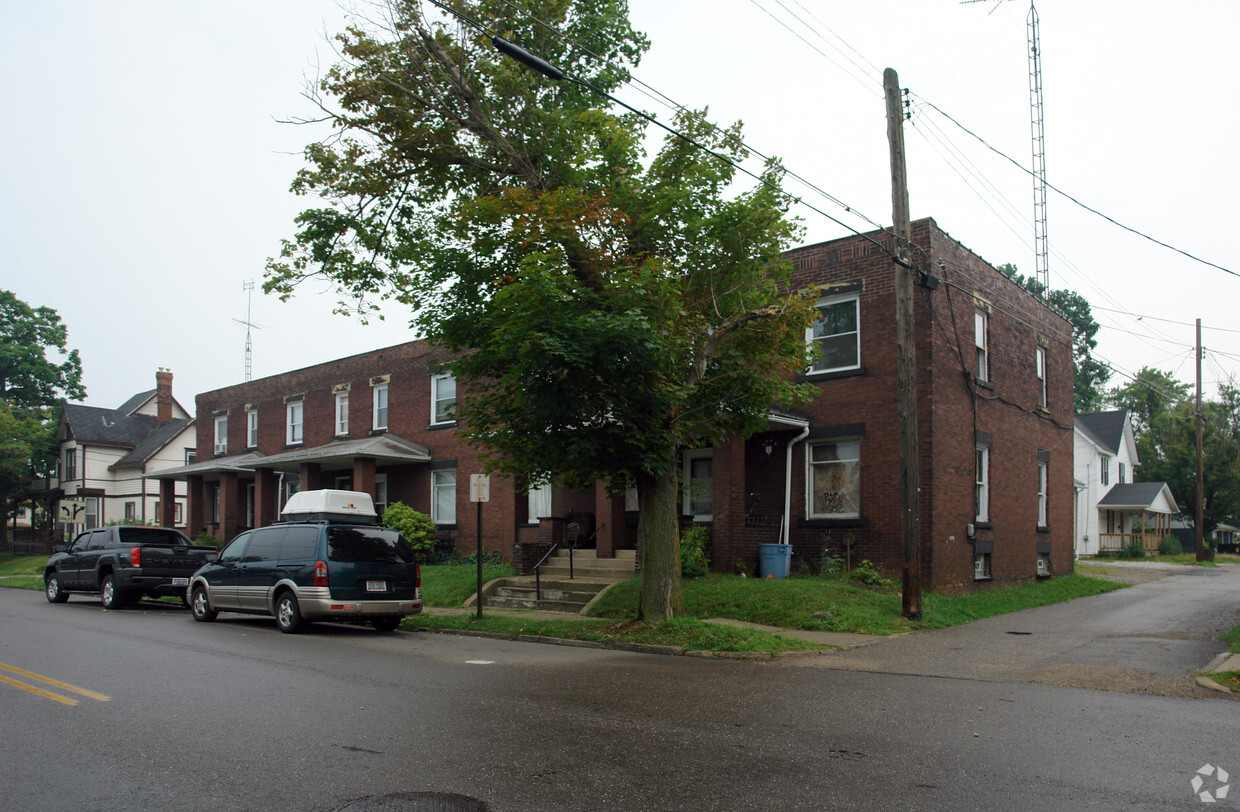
[533,522,605,601]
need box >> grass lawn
[0,554,47,577]
[419,562,515,607]
[588,572,1126,635]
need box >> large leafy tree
[267,0,817,622]
[1106,366,1190,439]
[997,265,1108,412]
[0,290,85,525]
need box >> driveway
[784,562,1240,698]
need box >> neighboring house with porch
[53,370,196,539]
[152,218,1075,590]
[1073,409,1177,555]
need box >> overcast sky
[4,0,1237,413]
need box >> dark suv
[187,490,422,634]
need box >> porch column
[593,481,625,559]
[187,475,205,537]
[353,457,376,498]
[253,469,278,528]
[158,479,177,527]
[219,472,243,544]
[300,462,322,492]
[711,434,747,575]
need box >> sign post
[469,474,490,619]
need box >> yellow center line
[0,674,78,705]
[0,663,111,702]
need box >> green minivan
[188,490,422,634]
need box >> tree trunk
[636,460,683,623]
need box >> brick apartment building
[152,217,1073,590]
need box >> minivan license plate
[366,580,386,592]
[172,578,189,586]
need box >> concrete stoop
[472,549,636,614]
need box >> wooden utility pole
[1195,318,1206,561]
[885,68,922,619]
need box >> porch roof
[146,451,267,480]
[236,433,432,473]
[1097,481,1178,513]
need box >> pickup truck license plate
[366,580,386,592]
[172,578,189,587]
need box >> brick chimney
[156,369,173,425]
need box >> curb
[417,626,772,659]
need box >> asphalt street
[2,567,1238,811]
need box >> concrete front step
[536,564,634,581]
[493,584,604,603]
[484,594,587,613]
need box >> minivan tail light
[415,562,421,589]
[129,546,141,567]
[314,560,329,587]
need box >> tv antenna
[232,281,264,381]
[963,0,1049,293]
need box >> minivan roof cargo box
[280,489,378,524]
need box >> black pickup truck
[44,526,218,609]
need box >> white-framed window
[431,373,456,425]
[1100,457,1110,486]
[335,391,349,436]
[975,445,990,522]
[85,497,100,529]
[1036,346,1047,408]
[974,552,991,580]
[1118,462,1126,484]
[528,481,552,523]
[286,400,303,445]
[431,470,456,524]
[64,447,77,480]
[808,439,861,518]
[247,408,258,448]
[975,310,989,382]
[185,448,196,465]
[281,474,300,511]
[375,473,389,519]
[124,502,136,520]
[1037,461,1048,528]
[681,449,714,520]
[372,383,389,431]
[806,294,860,374]
[214,414,228,455]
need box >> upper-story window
[64,448,77,481]
[806,295,860,375]
[214,413,228,455]
[372,382,389,431]
[1101,457,1110,486]
[335,390,349,436]
[431,373,456,425]
[286,400,303,445]
[1118,462,1126,484]
[247,408,258,448]
[975,309,989,383]
[1036,346,1047,408]
[807,439,860,519]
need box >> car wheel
[275,592,305,634]
[190,586,217,622]
[45,572,69,603]
[372,616,401,632]
[100,575,127,610]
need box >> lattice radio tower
[964,1,1050,293]
[233,281,262,382]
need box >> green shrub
[680,526,711,578]
[194,532,219,547]
[1120,538,1147,559]
[848,559,891,588]
[1157,535,1183,556]
[382,502,438,561]
[819,553,844,580]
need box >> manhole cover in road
[333,791,488,812]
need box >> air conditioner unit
[214,443,227,455]
[1037,556,1049,576]
[974,557,987,578]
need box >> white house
[56,370,197,538]
[1073,410,1177,556]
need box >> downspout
[783,424,811,546]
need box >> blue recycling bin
[758,543,792,578]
